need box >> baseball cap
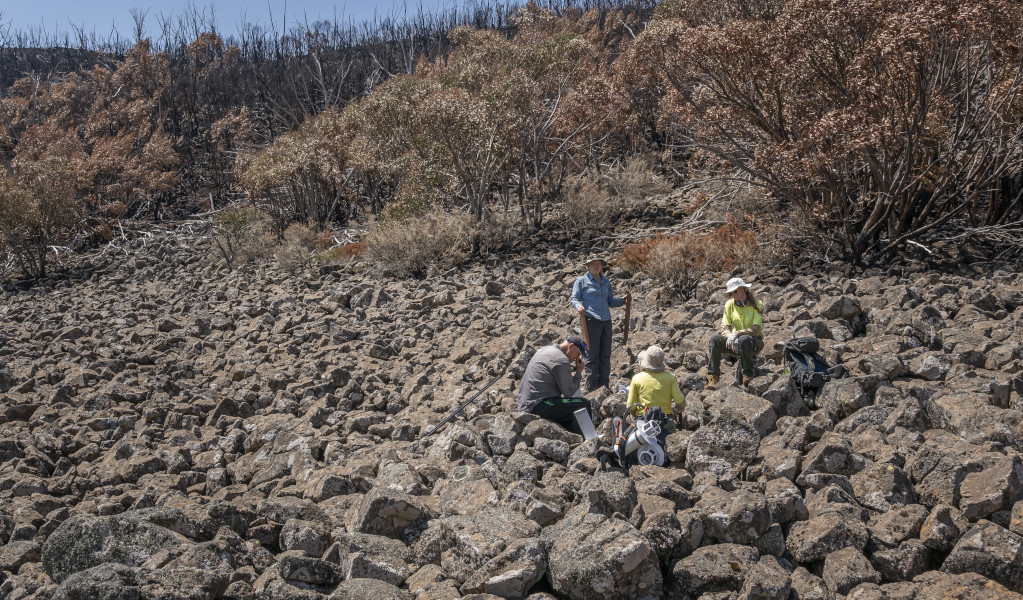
[566,335,588,357]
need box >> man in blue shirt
[571,254,631,392]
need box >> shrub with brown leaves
[619,218,757,298]
[276,222,319,270]
[364,209,470,278]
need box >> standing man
[571,254,631,392]
[517,335,591,435]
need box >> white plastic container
[573,408,597,441]
[624,418,661,454]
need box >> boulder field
[1,229,1022,600]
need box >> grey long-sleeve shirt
[517,345,581,412]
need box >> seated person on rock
[517,335,592,435]
[707,277,764,389]
[626,345,684,444]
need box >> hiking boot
[706,374,720,390]
[742,376,753,387]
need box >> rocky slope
[1,227,1022,600]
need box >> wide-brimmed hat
[638,345,667,372]
[582,253,608,268]
[724,277,752,295]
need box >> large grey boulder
[582,472,638,518]
[822,546,880,595]
[926,393,1023,451]
[788,566,830,600]
[51,563,143,600]
[333,532,413,586]
[440,509,542,584]
[686,409,761,478]
[542,509,662,600]
[280,519,330,558]
[942,521,1023,593]
[345,488,435,539]
[958,456,1023,520]
[850,463,916,512]
[42,512,187,584]
[53,563,230,600]
[702,388,777,437]
[869,538,929,582]
[880,571,1023,600]
[327,578,411,600]
[459,537,547,599]
[868,504,929,549]
[920,504,971,551]
[669,543,759,598]
[817,378,873,422]
[786,512,869,564]
[694,486,772,545]
[764,478,808,525]
[737,555,790,600]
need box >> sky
[1,1,464,43]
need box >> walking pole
[579,301,591,351]
[622,291,632,347]
[422,376,501,438]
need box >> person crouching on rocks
[626,345,684,444]
[517,335,593,435]
[571,253,630,392]
[707,277,764,389]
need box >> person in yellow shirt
[707,277,764,389]
[626,345,684,442]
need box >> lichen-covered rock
[459,537,546,599]
[942,521,1023,593]
[822,546,881,595]
[850,463,916,512]
[542,509,662,600]
[42,512,187,584]
[789,566,830,600]
[327,578,411,600]
[345,488,435,539]
[869,538,928,582]
[868,503,929,549]
[764,478,808,525]
[280,519,330,558]
[920,504,971,551]
[582,472,638,518]
[670,543,759,598]
[958,456,1023,520]
[686,409,761,478]
[786,512,869,564]
[440,509,541,584]
[737,555,790,600]
[694,486,772,545]
[333,532,412,586]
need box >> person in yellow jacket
[626,345,684,442]
[707,277,764,389]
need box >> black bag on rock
[783,337,847,407]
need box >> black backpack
[783,337,847,407]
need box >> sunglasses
[575,341,587,353]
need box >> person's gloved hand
[726,331,741,353]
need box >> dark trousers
[530,397,592,435]
[708,334,764,379]
[584,317,613,390]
